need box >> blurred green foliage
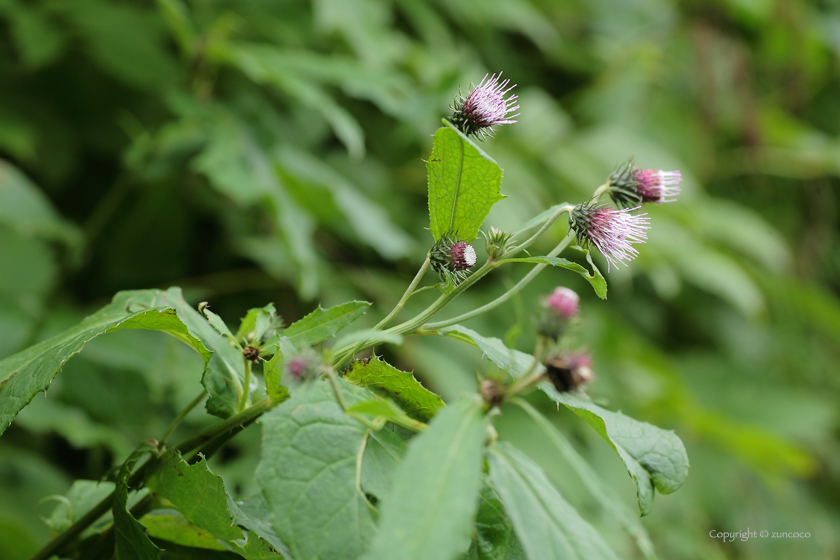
[0,0,839,558]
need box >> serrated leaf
[427,123,505,242]
[114,443,160,560]
[501,254,606,300]
[438,324,689,516]
[255,378,377,560]
[282,301,371,347]
[515,400,656,558]
[488,443,621,560]
[229,493,289,557]
[0,288,212,436]
[345,355,444,422]
[362,396,487,560]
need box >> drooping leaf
[515,399,657,559]
[468,480,514,560]
[438,325,689,515]
[362,396,487,560]
[281,301,371,347]
[500,253,607,300]
[345,355,444,422]
[488,442,621,560]
[0,288,212,436]
[427,122,505,242]
[255,378,377,560]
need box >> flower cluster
[608,158,682,209]
[451,73,520,140]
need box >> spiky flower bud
[544,353,595,393]
[569,202,650,271]
[431,234,477,285]
[284,349,322,385]
[537,287,579,339]
[451,73,520,140]
[482,226,514,259]
[608,158,682,208]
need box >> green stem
[159,391,207,446]
[505,205,573,259]
[425,231,575,329]
[375,255,431,330]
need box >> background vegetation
[0,0,838,558]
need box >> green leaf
[362,396,487,560]
[469,480,513,560]
[438,325,689,516]
[427,123,505,242]
[229,493,290,557]
[141,513,229,551]
[236,303,279,344]
[255,378,377,560]
[262,337,296,399]
[0,288,212,436]
[515,400,657,559]
[332,329,404,349]
[113,443,160,560]
[201,307,241,349]
[345,355,445,422]
[488,442,621,560]
[282,301,371,347]
[501,253,607,300]
[43,480,116,536]
[361,426,407,501]
[345,398,425,432]
[146,453,243,541]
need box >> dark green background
[0,0,838,558]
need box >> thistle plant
[1,73,689,560]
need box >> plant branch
[159,391,207,446]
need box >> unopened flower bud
[569,202,650,271]
[431,234,477,285]
[451,73,520,140]
[537,287,579,339]
[544,353,595,393]
[482,226,514,259]
[608,158,682,208]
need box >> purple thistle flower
[635,168,682,204]
[608,158,682,208]
[569,203,651,271]
[450,241,477,270]
[546,287,579,318]
[451,72,520,140]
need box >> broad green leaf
[427,122,505,242]
[515,400,657,559]
[113,443,160,560]
[146,453,243,541]
[229,493,290,557]
[501,254,607,300]
[255,378,377,560]
[438,325,689,515]
[488,443,621,560]
[0,288,212,436]
[141,513,228,551]
[362,396,487,560]
[345,355,445,422]
[282,301,371,347]
[468,480,513,560]
[361,426,407,501]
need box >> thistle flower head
[545,352,595,393]
[284,349,322,384]
[608,158,682,208]
[569,203,650,271]
[546,287,579,318]
[431,234,477,285]
[451,72,520,140]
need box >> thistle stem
[425,231,574,329]
[158,390,207,446]
[505,205,573,259]
[375,255,431,330]
[238,358,252,412]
